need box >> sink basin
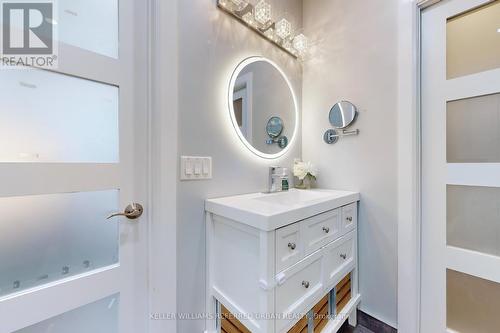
[253,189,333,206]
[206,189,359,231]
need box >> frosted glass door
[0,0,147,332]
[0,191,119,296]
[447,270,500,332]
[57,0,119,58]
[422,0,500,332]
[14,294,119,333]
[0,68,119,163]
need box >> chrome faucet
[267,166,280,193]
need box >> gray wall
[302,0,398,327]
[177,1,302,332]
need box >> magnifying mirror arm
[326,129,360,139]
[323,128,359,144]
[266,138,280,144]
[342,129,360,136]
[266,135,289,149]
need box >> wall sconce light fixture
[217,0,309,59]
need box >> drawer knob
[288,242,296,250]
[346,216,353,222]
[302,281,310,289]
[340,253,347,260]
[322,227,330,233]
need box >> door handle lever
[107,203,144,220]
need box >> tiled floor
[338,321,375,333]
[336,310,396,333]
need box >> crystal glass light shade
[276,19,292,39]
[282,40,297,56]
[254,0,272,25]
[264,28,277,41]
[231,0,248,11]
[242,12,258,28]
[293,34,308,52]
[216,0,305,59]
[219,0,248,12]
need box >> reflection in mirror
[266,117,284,138]
[265,117,288,149]
[277,136,288,149]
[229,57,297,158]
[329,101,358,129]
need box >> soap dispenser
[281,168,290,191]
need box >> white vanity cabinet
[205,189,360,333]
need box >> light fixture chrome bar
[217,0,300,59]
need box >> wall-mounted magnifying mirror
[277,136,288,149]
[266,117,284,138]
[229,57,298,159]
[329,101,357,129]
[264,116,288,149]
[324,100,360,145]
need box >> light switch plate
[181,156,212,180]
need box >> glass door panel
[26,0,120,58]
[447,93,500,163]
[0,68,119,163]
[447,269,500,333]
[447,185,500,256]
[0,191,119,297]
[57,0,119,58]
[447,0,500,79]
[14,294,119,333]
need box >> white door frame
[147,0,178,332]
[397,1,442,332]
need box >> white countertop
[205,189,360,231]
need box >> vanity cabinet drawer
[275,251,324,333]
[341,203,357,234]
[276,223,303,272]
[301,209,341,256]
[323,231,355,289]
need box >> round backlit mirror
[329,101,358,129]
[229,57,298,159]
[266,117,284,138]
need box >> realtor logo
[1,0,57,68]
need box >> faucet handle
[269,166,281,178]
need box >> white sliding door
[421,0,500,332]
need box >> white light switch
[181,156,212,180]
[194,160,202,175]
[202,159,210,175]
[185,160,193,175]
